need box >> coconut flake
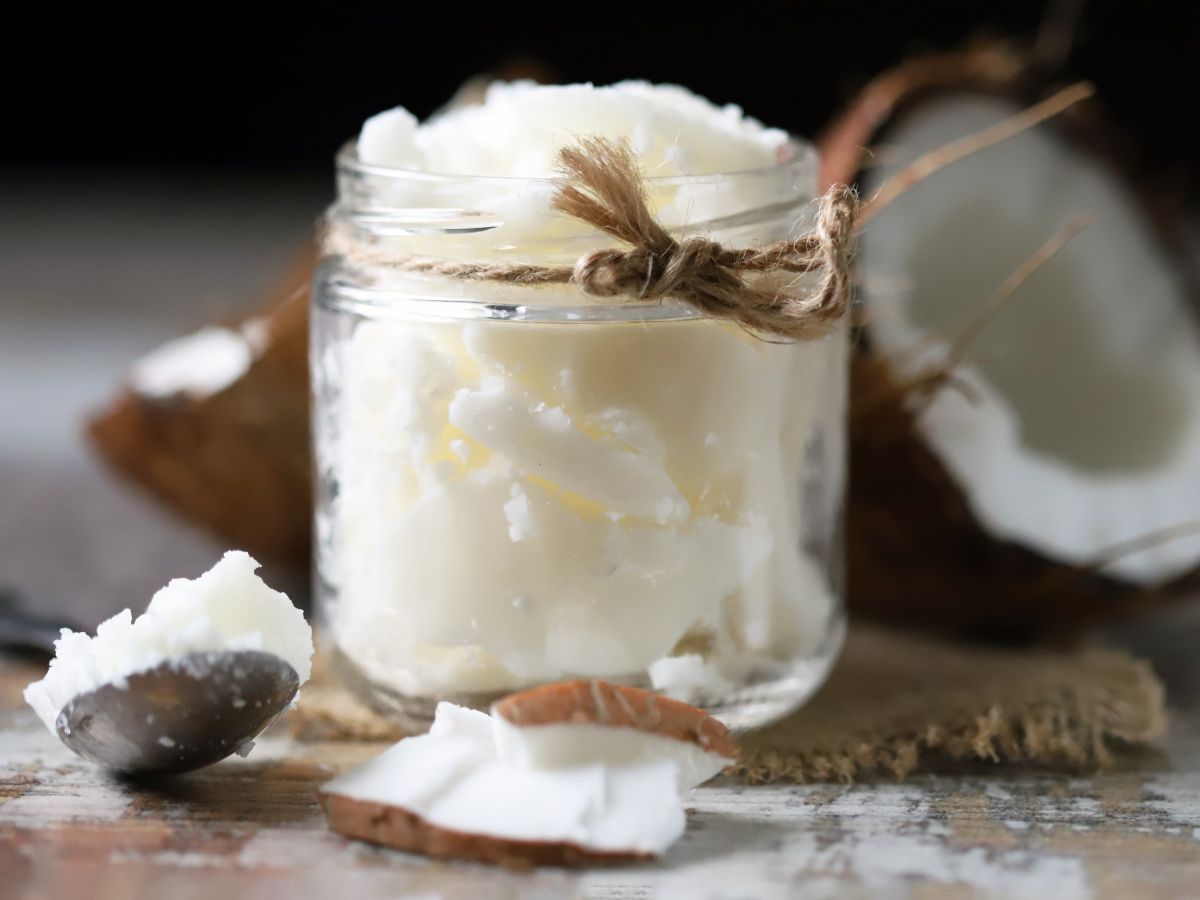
[449,377,690,524]
[491,679,738,789]
[491,719,729,791]
[320,699,692,864]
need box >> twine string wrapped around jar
[325,136,860,340]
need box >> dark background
[4,2,1197,179]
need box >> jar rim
[335,137,819,188]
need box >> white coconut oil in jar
[312,82,847,730]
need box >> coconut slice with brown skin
[825,41,1200,637]
[492,679,739,790]
[321,689,737,867]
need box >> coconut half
[820,42,1200,635]
[320,687,738,867]
[860,94,1200,585]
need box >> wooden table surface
[3,177,1199,898]
[3,651,1200,900]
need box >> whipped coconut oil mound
[357,80,789,177]
[25,552,313,733]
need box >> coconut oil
[312,82,846,729]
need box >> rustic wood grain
[3,652,1199,899]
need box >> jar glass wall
[312,142,846,730]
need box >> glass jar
[312,139,847,731]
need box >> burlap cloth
[286,626,1166,783]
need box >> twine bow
[330,136,860,340]
[556,137,859,339]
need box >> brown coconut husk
[817,40,1031,191]
[820,39,1200,268]
[828,41,1200,637]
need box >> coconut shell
[86,246,315,564]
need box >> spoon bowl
[55,650,299,776]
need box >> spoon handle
[0,588,76,655]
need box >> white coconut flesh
[321,703,687,857]
[128,324,260,399]
[861,95,1200,583]
[491,714,733,791]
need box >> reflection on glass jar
[313,138,846,731]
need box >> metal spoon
[2,590,300,776]
[54,650,299,777]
